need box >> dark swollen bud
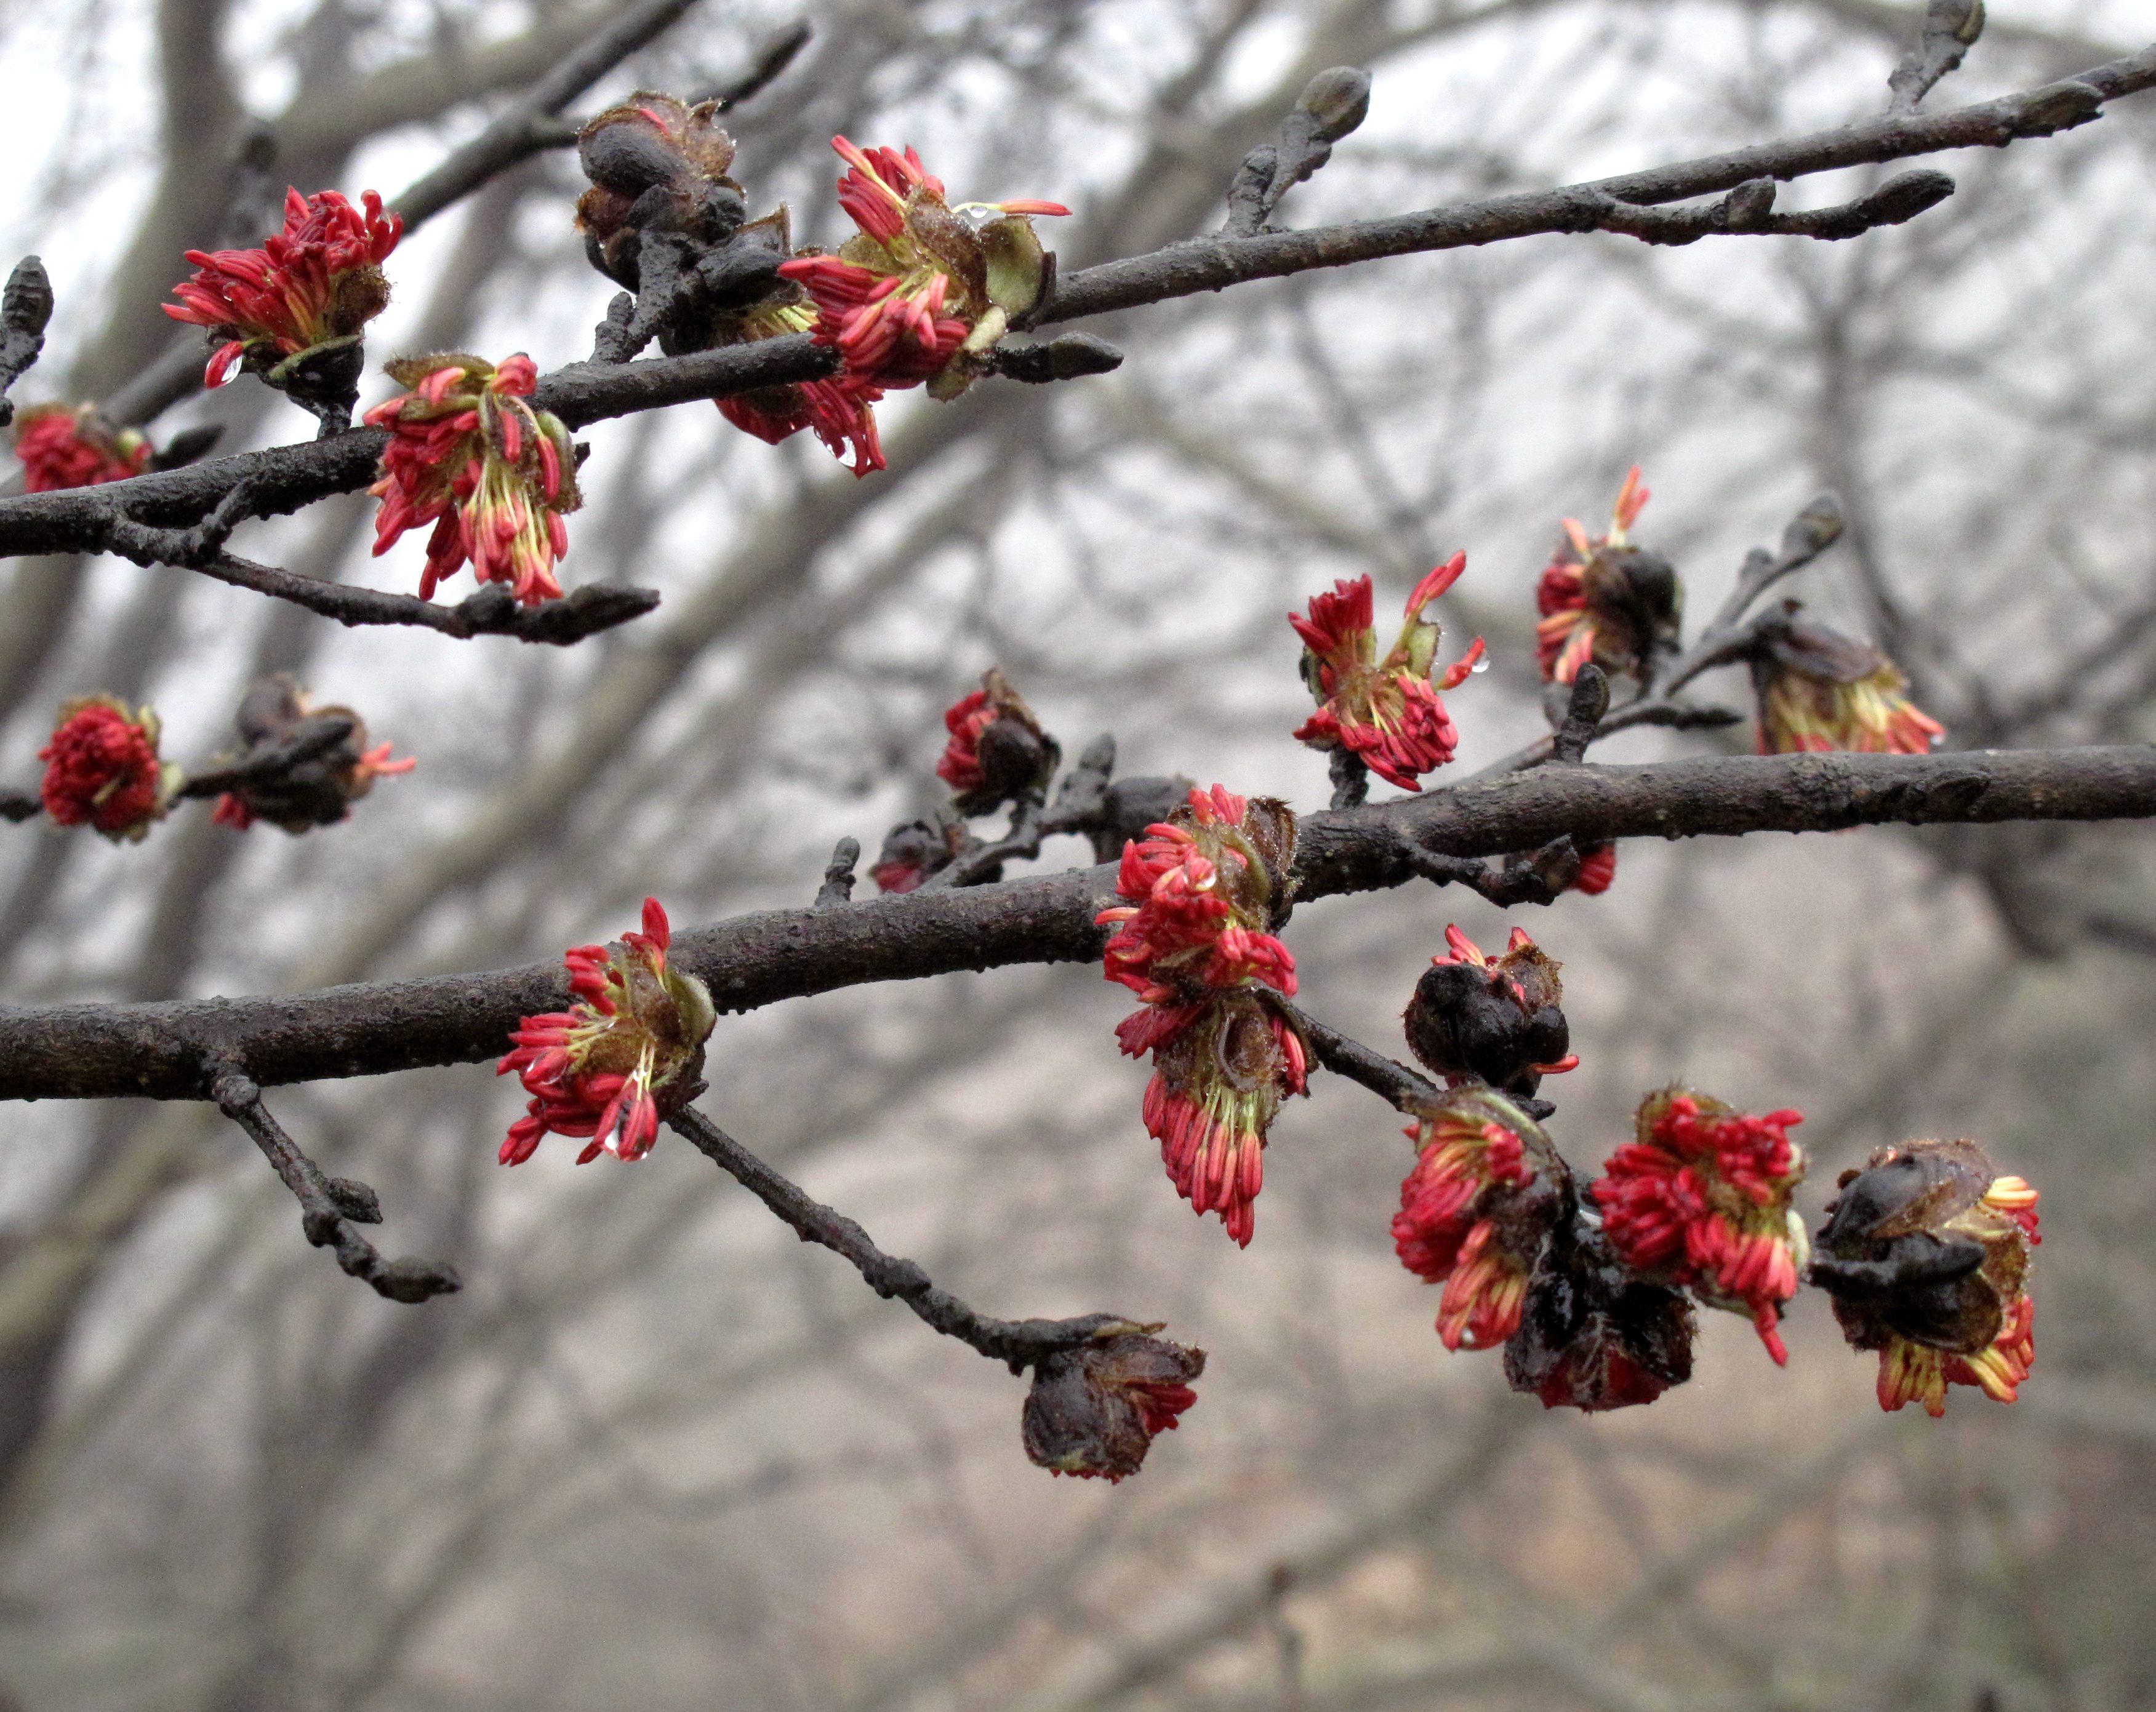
[1504,1225,1696,1412]
[1812,1138,2038,1416]
[1021,1324,1205,1482]
[937,668,1061,817]
[1404,925,1573,1098]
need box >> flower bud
[1403,924,1573,1097]
[1021,1324,1204,1481]
[1504,1225,1697,1412]
[1752,607,1943,755]
[870,814,969,894]
[936,668,1060,815]
[1536,466,1682,686]
[209,674,414,834]
[574,93,744,287]
[1811,1138,2037,1416]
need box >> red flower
[711,291,886,477]
[1393,1087,1561,1350]
[1099,786,1304,1245]
[1021,1324,1205,1481]
[1812,1140,2038,1418]
[365,353,582,606]
[163,188,399,388]
[12,404,150,492]
[38,695,178,842]
[777,137,1068,398]
[1535,466,1680,686]
[499,898,718,1166]
[1571,843,1617,895]
[934,668,1056,812]
[1290,553,1486,791]
[1591,1087,1807,1362]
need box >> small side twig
[1549,665,1611,765]
[689,18,814,110]
[194,553,660,645]
[1397,830,1584,908]
[0,255,53,428]
[1284,1004,1440,1114]
[816,837,860,906]
[1890,0,1987,114]
[1329,750,1369,810]
[210,1071,460,1304]
[669,1104,1142,1372]
[931,797,1044,889]
[1224,66,1373,235]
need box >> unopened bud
[1021,1324,1204,1481]
[1296,66,1372,143]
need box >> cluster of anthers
[779,137,1069,402]
[1592,1089,1809,1363]
[163,187,401,388]
[365,354,582,606]
[1289,552,1486,791]
[499,899,717,1167]
[1098,786,1306,1247]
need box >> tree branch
[210,1070,460,1303]
[7,46,2146,561]
[668,1104,1158,1372]
[4,743,2153,1102]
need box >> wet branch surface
[670,1105,1160,1370]
[1,44,2148,561]
[4,742,2154,1102]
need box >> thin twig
[194,553,662,644]
[210,1070,461,1304]
[668,1104,1149,1372]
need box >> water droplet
[1469,656,1491,674]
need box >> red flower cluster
[1099,786,1304,1246]
[500,899,718,1166]
[1572,843,1617,896]
[12,404,150,492]
[1536,465,1672,684]
[365,353,582,606]
[164,188,400,388]
[714,297,885,473]
[1393,1087,1558,1351]
[1290,553,1486,791]
[934,668,1056,811]
[778,137,1068,401]
[38,696,177,842]
[1591,1087,1808,1363]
